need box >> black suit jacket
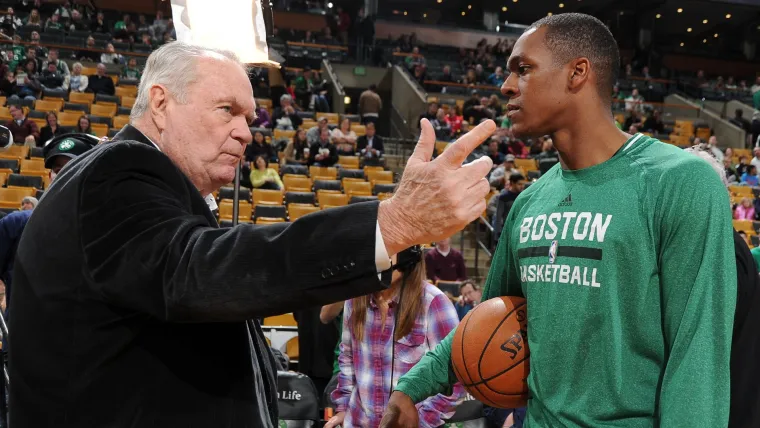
[356,134,384,155]
[308,141,338,167]
[9,125,388,427]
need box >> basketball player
[380,13,736,428]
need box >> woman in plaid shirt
[326,249,466,428]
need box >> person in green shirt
[750,246,760,273]
[753,89,760,110]
[382,13,736,428]
[122,57,142,80]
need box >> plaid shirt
[332,282,465,427]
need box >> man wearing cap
[306,115,330,144]
[489,153,520,188]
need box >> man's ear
[148,84,169,132]
[568,57,590,93]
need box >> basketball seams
[476,301,526,385]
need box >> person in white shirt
[624,88,645,113]
[331,117,357,155]
[750,148,760,172]
[708,136,724,162]
[751,76,760,95]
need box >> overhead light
[423,13,427,17]
[513,0,518,3]
[680,42,684,47]
[677,8,683,13]
[437,0,442,3]
[502,6,507,11]
[703,39,707,43]
[547,11,552,16]
[702,19,708,24]
[403,10,407,15]
[714,33,719,37]
[461,11,465,15]
[467,4,472,9]
[687,27,692,32]
[327,1,333,7]
[726,13,731,19]
[656,13,661,18]
[619,11,624,15]
[344,96,351,105]
[559,3,564,7]
[496,25,500,31]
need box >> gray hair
[280,94,292,103]
[684,145,728,189]
[21,196,38,208]
[130,42,241,121]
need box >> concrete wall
[664,94,746,148]
[391,66,427,136]
[330,64,388,89]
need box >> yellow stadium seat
[378,192,393,201]
[218,200,253,223]
[35,99,62,112]
[30,118,46,129]
[0,145,29,161]
[309,166,337,180]
[316,112,339,125]
[343,180,372,197]
[112,115,130,129]
[91,123,109,137]
[91,104,117,118]
[283,174,312,192]
[730,186,753,197]
[263,313,297,326]
[0,187,35,209]
[115,86,137,98]
[337,156,360,169]
[20,158,44,173]
[69,92,94,107]
[252,188,283,206]
[81,66,98,76]
[366,170,393,185]
[268,163,279,173]
[255,98,273,112]
[274,129,296,140]
[350,124,366,136]
[288,204,319,221]
[318,192,348,207]
[121,96,135,109]
[286,336,299,360]
[733,220,756,235]
[514,158,538,171]
[0,107,11,122]
[58,111,81,127]
[301,120,317,129]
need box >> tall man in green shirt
[381,13,736,428]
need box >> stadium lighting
[687,27,692,32]
[468,4,472,9]
[559,3,564,7]
[437,0,442,3]
[702,19,708,24]
[461,11,466,15]
[547,11,553,16]
[656,13,661,18]
[677,8,683,13]
[344,96,351,105]
[502,6,507,11]
[327,2,333,8]
[423,13,427,17]
[714,33,719,37]
[403,10,407,15]
[703,39,707,43]
[725,14,731,19]
[680,42,684,46]
[496,25,500,31]
[513,0,518,3]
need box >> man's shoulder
[0,209,32,228]
[68,140,180,185]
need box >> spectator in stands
[24,8,41,27]
[754,87,760,110]
[309,127,338,167]
[726,76,737,90]
[724,157,738,184]
[715,76,725,91]
[735,198,756,220]
[474,64,486,84]
[466,97,495,124]
[737,156,749,177]
[74,115,94,136]
[624,109,643,131]
[246,130,277,164]
[741,165,759,186]
[87,63,115,95]
[139,33,155,49]
[625,87,644,112]
[28,31,45,58]
[306,116,329,144]
[121,57,142,80]
[462,68,478,85]
[250,105,271,129]
[326,248,464,428]
[506,137,527,158]
[336,6,351,45]
[332,117,357,155]
[23,46,40,73]
[0,8,22,36]
[0,70,15,97]
[528,136,544,156]
[412,64,426,86]
[419,102,438,123]
[486,138,505,166]
[405,47,425,71]
[68,62,88,93]
[708,136,724,162]
[611,84,624,103]
[536,137,560,174]
[489,153,520,188]
[250,154,283,190]
[272,93,302,130]
[730,109,751,136]
[642,109,664,134]
[751,76,760,95]
[6,104,38,145]
[68,9,88,32]
[641,66,652,80]
[302,30,316,44]
[40,61,64,91]
[101,44,123,65]
[445,106,463,135]
[425,237,466,283]
[749,148,760,172]
[44,12,63,31]
[43,49,70,77]
[487,66,506,87]
[38,111,64,145]
[455,280,481,320]
[77,36,100,62]
[439,65,455,83]
[53,1,72,20]
[488,94,503,118]
[90,11,107,33]
[151,10,167,39]
[282,128,309,165]
[136,14,151,37]
[431,108,452,141]
[488,172,525,220]
[357,122,383,166]
[751,111,760,148]
[20,196,37,211]
[358,84,382,126]
[13,59,41,101]
[114,13,132,34]
[320,26,336,45]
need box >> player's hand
[378,118,495,256]
[379,392,419,428]
[324,411,345,428]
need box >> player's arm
[391,205,523,404]
[656,160,736,426]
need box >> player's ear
[568,57,590,91]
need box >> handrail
[286,41,348,52]
[0,38,149,58]
[424,79,500,92]
[478,215,493,233]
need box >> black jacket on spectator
[642,117,664,134]
[308,141,338,167]
[38,125,66,146]
[87,74,115,95]
[271,107,303,130]
[245,140,277,163]
[730,230,760,428]
[0,78,15,97]
[356,134,384,155]
[77,49,101,63]
[40,70,64,89]
[8,124,389,427]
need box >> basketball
[451,296,529,408]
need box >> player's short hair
[529,13,620,102]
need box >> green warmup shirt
[750,247,760,273]
[396,134,737,427]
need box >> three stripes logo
[558,193,573,207]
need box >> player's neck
[552,111,630,171]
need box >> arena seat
[730,186,753,197]
[435,141,450,154]
[7,173,43,189]
[733,220,755,236]
[284,191,316,206]
[113,115,130,129]
[91,104,117,118]
[280,164,308,177]
[253,205,287,223]
[436,280,462,297]
[218,186,251,202]
[0,172,6,186]
[314,180,342,195]
[115,86,137,98]
[43,88,68,101]
[0,145,28,162]
[515,158,538,172]
[69,92,94,108]
[35,99,62,112]
[256,218,286,225]
[337,156,360,169]
[309,166,337,180]
[274,129,296,141]
[0,159,19,174]
[349,195,378,204]
[318,192,348,208]
[0,188,35,209]
[252,188,284,206]
[255,98,273,112]
[366,170,393,186]
[121,96,135,109]
[276,371,320,427]
[343,181,372,197]
[373,182,396,195]
[316,112,339,125]
[288,204,319,221]
[338,168,364,181]
[283,175,312,192]
[63,102,89,115]
[58,111,81,127]
[29,147,43,159]
[20,159,44,173]
[285,337,299,361]
[95,94,120,107]
[91,123,109,137]
[264,313,297,326]
[218,200,253,223]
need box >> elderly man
[9,42,495,427]
[87,63,115,95]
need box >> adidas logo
[558,193,573,207]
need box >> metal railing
[459,215,494,278]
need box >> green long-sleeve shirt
[396,134,737,427]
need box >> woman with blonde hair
[68,62,88,93]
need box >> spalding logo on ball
[451,296,529,408]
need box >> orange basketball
[451,296,529,408]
